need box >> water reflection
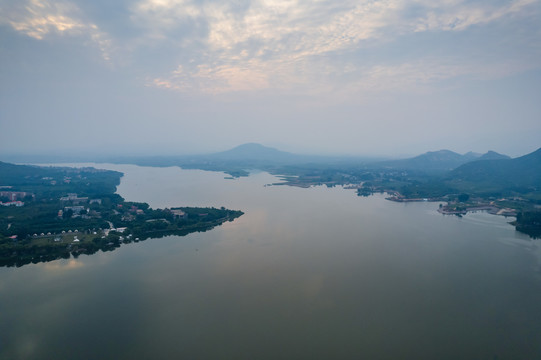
[42,258,85,271]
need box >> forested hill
[477,151,510,161]
[371,149,510,173]
[447,147,541,189]
[0,161,122,198]
[374,150,476,172]
[0,161,243,267]
[0,161,55,183]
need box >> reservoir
[1,164,541,359]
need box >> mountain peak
[373,149,468,172]
[228,143,279,152]
[464,151,482,159]
[478,150,510,161]
[413,149,465,162]
[448,147,541,187]
[211,143,295,162]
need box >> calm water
[1,164,541,359]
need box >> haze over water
[1,164,541,359]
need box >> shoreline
[437,205,517,217]
[385,193,518,218]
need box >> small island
[0,162,243,267]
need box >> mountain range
[447,147,541,190]
[204,144,540,194]
[201,144,514,174]
[2,143,538,191]
[184,144,541,193]
[373,149,510,173]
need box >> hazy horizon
[1,141,539,165]
[1,0,540,158]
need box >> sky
[0,0,540,158]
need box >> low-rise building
[1,201,24,207]
[170,209,187,219]
[64,206,86,215]
[60,193,88,203]
[0,191,33,201]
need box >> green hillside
[446,147,541,193]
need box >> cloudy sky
[1,0,540,157]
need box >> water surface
[1,165,540,359]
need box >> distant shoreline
[386,194,518,217]
[437,205,517,217]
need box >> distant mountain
[464,151,482,159]
[447,147,541,190]
[477,150,510,161]
[374,150,477,172]
[371,149,512,173]
[158,143,326,176]
[207,143,300,163]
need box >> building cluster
[0,191,33,201]
[120,204,147,222]
[0,191,34,207]
[1,200,24,207]
[58,193,103,219]
[170,209,187,219]
[60,193,89,204]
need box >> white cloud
[412,0,538,32]
[131,0,538,95]
[1,0,83,39]
[0,0,113,61]
[3,0,536,94]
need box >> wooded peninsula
[0,162,243,267]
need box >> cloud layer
[2,0,538,95]
[0,0,114,61]
[1,0,540,157]
[131,0,539,94]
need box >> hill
[172,143,310,176]
[0,161,51,183]
[446,147,541,192]
[373,150,478,173]
[477,151,510,161]
[370,149,511,174]
[126,143,375,177]
[0,161,122,198]
[209,143,298,162]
